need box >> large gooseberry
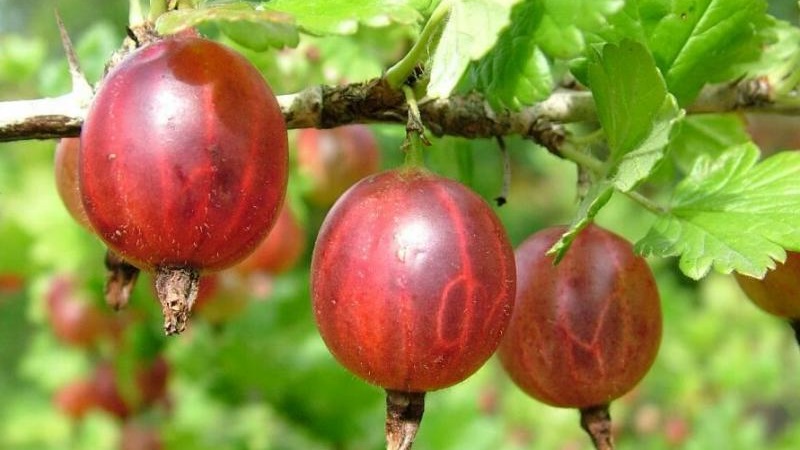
[311,167,515,448]
[498,224,662,448]
[79,36,288,334]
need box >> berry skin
[311,167,515,393]
[79,36,288,334]
[499,224,662,409]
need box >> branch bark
[0,76,783,145]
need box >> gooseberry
[498,224,662,449]
[80,36,288,334]
[297,125,380,207]
[236,203,305,275]
[311,167,515,448]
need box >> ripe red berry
[296,125,380,207]
[46,276,108,348]
[79,36,288,334]
[734,251,800,318]
[236,204,305,275]
[54,379,96,420]
[311,167,515,447]
[92,362,131,420]
[499,224,662,409]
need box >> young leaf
[156,3,299,48]
[589,40,666,158]
[469,1,553,110]
[267,0,428,35]
[588,40,682,191]
[427,0,521,98]
[636,144,800,279]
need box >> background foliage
[2,0,800,449]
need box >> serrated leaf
[267,0,428,35]
[470,1,553,110]
[638,0,767,106]
[668,113,750,174]
[156,3,299,48]
[428,0,520,98]
[548,182,614,261]
[636,144,800,279]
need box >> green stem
[384,0,452,89]
[129,0,145,26]
[148,0,169,21]
[624,190,667,215]
[558,143,605,175]
[570,129,604,146]
[402,85,426,167]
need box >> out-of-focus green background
[2,1,800,449]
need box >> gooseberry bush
[2,0,800,449]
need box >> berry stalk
[580,404,614,450]
[385,390,426,450]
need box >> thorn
[55,9,93,103]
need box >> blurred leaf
[156,2,299,48]
[737,18,800,96]
[534,0,624,59]
[470,1,553,110]
[668,113,750,174]
[268,0,428,35]
[428,0,520,98]
[0,35,46,86]
[636,144,800,279]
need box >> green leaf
[534,0,624,59]
[588,40,682,191]
[637,0,767,106]
[611,96,683,191]
[470,1,553,110]
[588,40,667,157]
[668,113,750,174]
[548,182,614,261]
[156,3,299,49]
[636,144,800,279]
[427,0,520,98]
[267,0,428,35]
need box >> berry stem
[384,0,452,89]
[579,404,614,450]
[385,390,426,450]
[155,267,199,335]
[104,250,140,310]
[401,85,428,167]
